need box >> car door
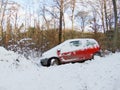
[60,40,83,62]
[59,42,72,61]
[84,40,96,59]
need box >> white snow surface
[0,46,120,90]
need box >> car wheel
[93,52,101,59]
[50,58,60,66]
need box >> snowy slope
[0,47,120,90]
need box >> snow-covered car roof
[41,38,99,58]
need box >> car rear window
[86,40,96,46]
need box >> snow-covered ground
[0,46,120,90]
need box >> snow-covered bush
[7,38,42,59]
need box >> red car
[40,38,101,66]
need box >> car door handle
[63,53,71,56]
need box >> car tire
[93,52,101,59]
[49,58,60,66]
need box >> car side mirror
[57,49,61,55]
[57,49,61,52]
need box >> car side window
[86,40,96,46]
[70,40,81,47]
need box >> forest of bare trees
[0,0,120,57]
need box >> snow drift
[0,46,120,90]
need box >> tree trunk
[103,0,109,31]
[59,0,63,44]
[112,0,118,52]
[0,0,8,46]
[71,0,76,38]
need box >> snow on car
[40,38,101,66]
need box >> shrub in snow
[0,46,37,70]
[7,38,42,59]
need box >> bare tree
[0,0,8,46]
[112,0,118,52]
[59,0,63,44]
[76,11,89,32]
[70,0,76,31]
[40,5,50,30]
[53,0,64,44]
[103,0,109,32]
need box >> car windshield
[70,40,81,47]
